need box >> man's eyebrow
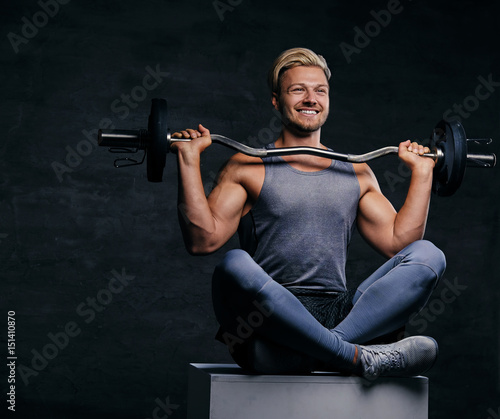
[287,83,330,89]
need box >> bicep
[206,166,248,248]
[355,165,398,258]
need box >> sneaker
[359,336,438,380]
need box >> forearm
[176,151,217,254]
[392,167,433,248]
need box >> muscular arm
[356,140,435,258]
[174,125,248,255]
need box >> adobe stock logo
[443,74,500,122]
[486,406,500,419]
[144,396,179,419]
[213,0,243,22]
[7,0,71,54]
[339,0,408,64]
[220,299,275,354]
[17,268,135,386]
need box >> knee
[215,248,247,271]
[416,240,446,274]
[406,240,446,281]
[214,249,252,279]
[213,249,263,294]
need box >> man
[172,48,446,380]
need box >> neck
[273,127,331,171]
[275,127,323,149]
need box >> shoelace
[361,345,407,379]
[372,346,406,375]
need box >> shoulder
[222,152,264,177]
[216,152,265,192]
[217,153,265,214]
[352,162,381,196]
[227,152,264,165]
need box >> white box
[187,363,428,419]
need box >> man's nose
[303,89,317,104]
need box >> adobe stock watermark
[486,406,500,419]
[443,74,500,123]
[213,0,243,22]
[144,395,179,419]
[247,108,283,148]
[7,0,71,54]
[339,0,410,64]
[398,276,468,339]
[17,268,135,386]
[220,299,275,354]
[383,159,412,193]
[51,64,169,182]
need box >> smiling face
[273,65,330,135]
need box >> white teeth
[299,110,317,115]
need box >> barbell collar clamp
[467,138,493,145]
[466,152,497,167]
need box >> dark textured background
[1,0,499,418]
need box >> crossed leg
[211,240,446,373]
[334,239,446,344]
[212,249,358,373]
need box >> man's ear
[271,93,280,111]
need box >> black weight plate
[147,98,169,182]
[431,120,467,196]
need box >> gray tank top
[238,143,360,293]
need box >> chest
[240,157,348,216]
[245,159,360,221]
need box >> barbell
[97,98,496,196]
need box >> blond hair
[267,47,331,96]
